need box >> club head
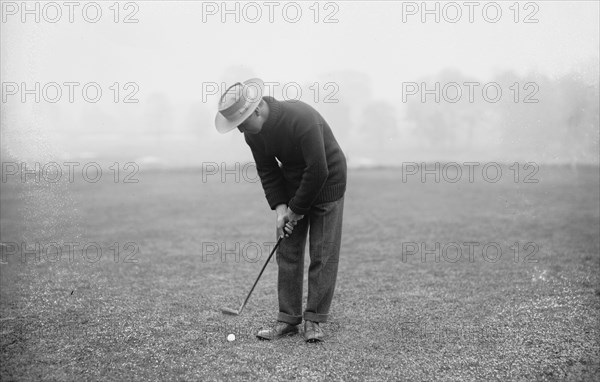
[221,307,239,316]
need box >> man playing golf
[215,78,347,342]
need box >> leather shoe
[256,322,299,340]
[304,320,324,343]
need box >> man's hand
[286,207,304,223]
[275,204,304,238]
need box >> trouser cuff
[303,312,329,323]
[278,312,302,325]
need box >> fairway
[1,165,599,381]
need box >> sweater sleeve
[245,135,289,210]
[287,124,329,215]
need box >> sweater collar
[260,96,282,135]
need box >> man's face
[237,107,262,134]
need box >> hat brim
[215,78,265,134]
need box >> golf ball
[227,334,235,342]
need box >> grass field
[1,164,599,381]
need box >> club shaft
[237,235,283,314]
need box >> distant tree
[359,101,399,150]
[556,73,600,166]
[317,70,373,142]
[404,68,489,150]
[493,69,599,165]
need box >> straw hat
[214,78,265,134]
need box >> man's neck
[263,99,270,121]
[256,99,270,134]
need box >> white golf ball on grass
[227,333,235,342]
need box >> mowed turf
[1,165,599,381]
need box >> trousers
[276,196,344,324]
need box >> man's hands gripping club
[275,204,304,238]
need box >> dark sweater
[244,96,347,215]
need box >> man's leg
[304,196,344,323]
[275,216,309,325]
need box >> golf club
[221,234,284,316]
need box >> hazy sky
[3,1,598,98]
[1,1,599,164]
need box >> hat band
[219,83,260,120]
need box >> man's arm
[246,137,302,238]
[245,136,289,210]
[287,123,329,216]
